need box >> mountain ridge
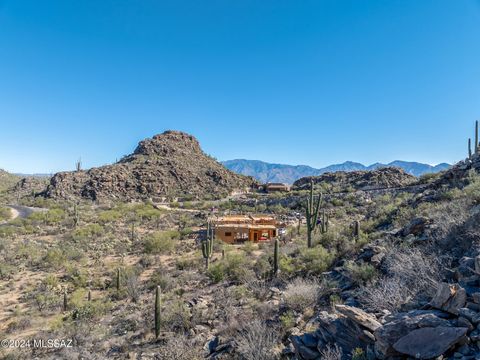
[222,159,451,184]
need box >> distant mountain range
[222,159,451,184]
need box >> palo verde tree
[305,179,322,248]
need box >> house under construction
[212,215,283,244]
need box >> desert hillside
[1,127,480,360]
[43,131,256,202]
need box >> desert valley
[1,125,480,359]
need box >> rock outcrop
[293,167,417,192]
[43,131,256,201]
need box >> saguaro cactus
[305,180,322,248]
[353,220,361,240]
[469,138,473,159]
[155,286,161,339]
[63,290,68,311]
[201,222,214,269]
[87,290,92,302]
[116,268,121,291]
[476,121,479,155]
[73,203,79,228]
[273,239,279,276]
[321,209,330,234]
[76,158,82,172]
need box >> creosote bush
[283,277,320,312]
[143,230,179,254]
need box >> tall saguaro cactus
[116,268,121,292]
[476,121,479,155]
[305,180,322,248]
[63,289,68,312]
[469,138,473,159]
[273,239,279,276]
[155,286,161,339]
[201,222,214,269]
[72,203,79,228]
[353,220,361,240]
[321,209,329,234]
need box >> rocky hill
[223,159,450,184]
[0,169,20,193]
[43,131,256,201]
[292,167,417,192]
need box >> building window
[225,232,232,237]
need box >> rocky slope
[223,159,450,184]
[43,131,256,201]
[287,152,480,359]
[293,167,417,192]
[0,169,20,193]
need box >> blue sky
[1,0,480,173]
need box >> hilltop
[43,131,256,201]
[223,159,450,184]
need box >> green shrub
[72,224,104,241]
[43,248,66,269]
[0,207,11,221]
[345,261,377,285]
[143,231,177,254]
[298,246,336,275]
[207,262,225,283]
[279,311,295,330]
[98,210,122,223]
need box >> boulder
[334,305,382,332]
[374,310,454,359]
[400,217,431,237]
[430,283,467,315]
[393,326,468,359]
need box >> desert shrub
[279,255,296,276]
[359,246,440,313]
[32,276,61,312]
[132,203,163,221]
[236,320,279,360]
[0,261,16,279]
[72,300,110,322]
[66,266,89,288]
[351,348,367,360]
[298,246,336,275]
[155,334,202,360]
[148,271,175,292]
[176,255,201,270]
[72,224,104,241]
[143,231,177,254]
[43,248,66,269]
[320,344,342,360]
[279,311,295,330]
[124,267,141,302]
[206,253,254,283]
[345,261,377,285]
[5,317,31,334]
[0,206,11,221]
[283,278,320,312]
[97,209,122,223]
[163,299,192,332]
[207,262,225,283]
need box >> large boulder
[291,311,374,359]
[334,305,382,332]
[393,326,468,359]
[374,310,454,359]
[430,283,467,315]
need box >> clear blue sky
[1,0,480,173]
